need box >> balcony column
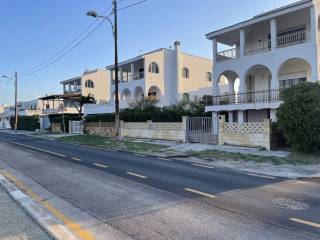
[68,83,71,93]
[119,67,123,83]
[270,109,277,122]
[130,63,135,81]
[228,79,235,94]
[310,6,317,44]
[237,110,245,123]
[271,68,279,89]
[213,75,220,95]
[109,70,113,83]
[212,38,217,63]
[270,18,277,52]
[240,29,245,58]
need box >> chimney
[174,41,181,52]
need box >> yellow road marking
[192,164,215,169]
[126,172,147,179]
[184,188,217,198]
[93,163,108,168]
[13,142,66,157]
[246,173,276,179]
[0,170,95,240]
[290,218,320,229]
[71,157,82,162]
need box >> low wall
[84,122,116,137]
[218,116,271,150]
[120,118,187,142]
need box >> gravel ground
[0,185,52,240]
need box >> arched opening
[134,87,144,101]
[244,65,272,92]
[147,86,161,100]
[182,93,190,102]
[121,89,131,101]
[148,62,159,74]
[218,70,239,95]
[85,80,94,88]
[278,58,311,88]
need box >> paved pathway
[0,184,52,240]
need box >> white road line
[184,188,217,198]
[245,173,276,179]
[192,164,215,169]
[71,157,82,162]
[93,163,108,168]
[158,157,172,162]
[135,154,146,157]
[290,218,320,229]
[126,172,147,179]
[13,142,66,157]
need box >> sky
[0,0,300,105]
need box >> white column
[212,112,218,135]
[310,6,317,44]
[239,72,247,92]
[228,111,234,123]
[240,29,245,58]
[270,19,277,52]
[130,63,135,81]
[213,76,220,95]
[228,79,234,93]
[68,83,71,93]
[270,109,277,122]
[109,70,113,82]
[238,110,244,123]
[212,38,217,63]
[119,67,123,83]
[63,84,66,93]
[271,67,279,89]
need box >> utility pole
[113,0,120,138]
[14,71,18,133]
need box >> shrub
[10,115,40,131]
[277,82,320,152]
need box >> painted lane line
[135,154,146,157]
[290,218,320,229]
[93,163,108,168]
[184,188,217,198]
[13,142,66,157]
[158,157,172,162]
[71,157,82,162]
[192,164,215,169]
[245,173,276,179]
[126,172,147,179]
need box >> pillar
[68,83,71,93]
[238,110,244,123]
[270,109,277,122]
[239,72,247,92]
[213,76,220,95]
[130,63,135,81]
[310,6,317,44]
[119,67,123,83]
[228,79,235,93]
[240,29,245,58]
[212,38,217,63]
[271,69,279,89]
[228,111,234,123]
[109,70,113,83]
[212,112,219,135]
[270,19,277,52]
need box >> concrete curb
[0,173,78,240]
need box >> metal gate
[187,117,218,144]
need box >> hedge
[85,104,210,123]
[10,115,40,131]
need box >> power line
[21,3,113,75]
[21,13,113,77]
[118,0,148,11]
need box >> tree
[72,94,96,117]
[276,82,320,152]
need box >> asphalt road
[0,131,319,240]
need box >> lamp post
[87,0,120,137]
[2,72,18,133]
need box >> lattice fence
[224,122,266,134]
[122,122,149,129]
[122,121,183,131]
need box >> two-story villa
[205,0,320,123]
[108,41,213,107]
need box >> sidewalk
[0,184,52,240]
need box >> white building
[85,41,213,115]
[205,0,320,123]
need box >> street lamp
[87,0,120,138]
[2,72,18,133]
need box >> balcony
[112,72,145,85]
[277,30,309,48]
[205,88,281,106]
[217,48,239,62]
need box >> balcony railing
[277,30,309,48]
[112,72,145,85]
[245,40,270,56]
[205,88,281,106]
[217,48,239,62]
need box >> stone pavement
[0,184,52,240]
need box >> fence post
[182,116,189,143]
[264,119,271,150]
[119,120,124,138]
[147,120,153,129]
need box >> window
[85,80,94,88]
[182,67,190,78]
[279,77,306,88]
[148,62,159,74]
[206,72,212,82]
[183,93,190,102]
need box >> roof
[38,93,81,101]
[206,0,312,40]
